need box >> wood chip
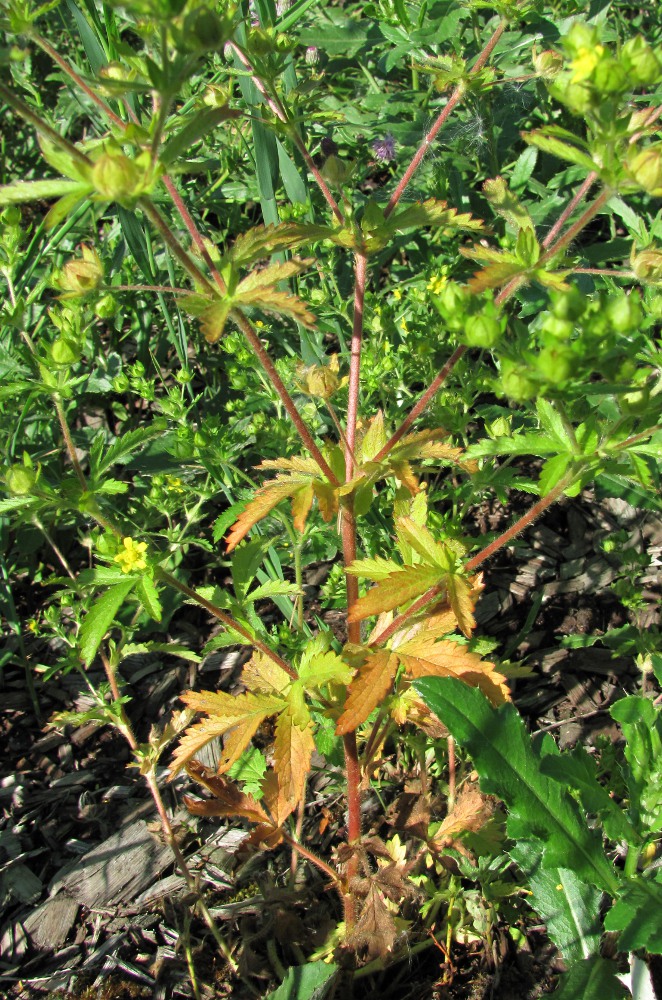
[22,895,79,950]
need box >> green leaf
[604,880,662,952]
[135,575,162,622]
[80,580,136,666]
[298,639,353,689]
[523,131,597,173]
[263,962,339,1000]
[413,677,620,894]
[161,107,240,165]
[92,423,168,477]
[552,957,629,1000]
[510,841,603,964]
[540,746,640,846]
[0,179,88,205]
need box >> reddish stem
[34,35,126,130]
[157,568,297,677]
[373,345,466,465]
[161,176,227,293]
[385,20,507,218]
[228,42,344,223]
[345,253,368,476]
[541,172,597,250]
[232,311,339,486]
[539,190,612,266]
[464,473,576,573]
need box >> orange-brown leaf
[225,474,316,552]
[397,637,509,704]
[348,565,441,623]
[274,705,315,813]
[348,883,397,960]
[168,716,231,780]
[336,651,399,734]
[312,480,338,521]
[390,459,419,495]
[184,760,269,824]
[432,782,495,844]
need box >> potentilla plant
[1,0,662,994]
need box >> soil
[1,487,660,1000]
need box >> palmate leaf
[184,760,270,826]
[233,286,316,328]
[169,690,285,778]
[336,651,399,735]
[414,678,620,895]
[235,258,314,295]
[396,635,509,704]
[228,222,331,266]
[225,473,321,552]
[347,564,442,622]
[385,199,484,235]
[241,651,292,695]
[274,703,316,812]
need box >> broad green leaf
[92,423,168,477]
[510,841,603,964]
[540,746,640,845]
[245,580,301,604]
[263,961,339,1000]
[161,106,240,164]
[552,957,629,1000]
[604,880,662,952]
[135,575,162,622]
[79,579,136,666]
[414,677,620,894]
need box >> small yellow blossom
[427,274,447,294]
[114,536,148,573]
[392,288,402,301]
[569,45,604,83]
[165,475,185,494]
[399,318,409,333]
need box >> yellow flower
[165,475,185,494]
[569,45,604,83]
[392,288,402,301]
[427,274,447,294]
[114,536,148,573]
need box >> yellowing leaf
[169,689,285,777]
[395,517,452,570]
[336,651,399,734]
[347,556,402,582]
[235,258,314,295]
[396,637,509,704]
[312,480,338,521]
[241,651,291,695]
[274,703,315,812]
[226,474,316,552]
[233,287,316,328]
[291,482,314,532]
[298,649,353,689]
[260,455,321,474]
[390,459,419,494]
[348,565,441,623]
[360,411,388,463]
[446,573,476,638]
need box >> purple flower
[372,133,396,163]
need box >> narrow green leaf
[80,580,136,666]
[414,677,619,894]
[135,575,162,622]
[523,131,596,173]
[161,107,239,165]
[0,179,86,205]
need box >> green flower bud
[431,282,468,331]
[92,153,143,207]
[550,80,593,115]
[500,361,536,401]
[593,58,628,94]
[2,206,21,226]
[622,36,661,87]
[628,147,662,196]
[605,292,642,333]
[5,464,36,495]
[540,314,574,340]
[320,154,350,187]
[536,345,572,383]
[549,286,585,321]
[182,7,233,52]
[51,337,81,366]
[533,49,563,79]
[112,373,130,393]
[463,313,502,348]
[632,248,662,285]
[95,293,118,319]
[58,245,103,296]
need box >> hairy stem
[541,172,597,250]
[55,398,88,492]
[138,197,217,294]
[0,81,92,170]
[231,311,339,485]
[384,20,506,217]
[157,569,296,677]
[34,34,126,129]
[345,253,368,477]
[373,345,466,464]
[539,190,612,266]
